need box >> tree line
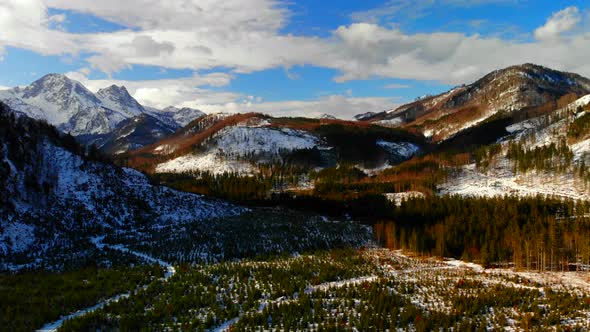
[374,195,590,270]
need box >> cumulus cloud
[0,0,82,55]
[193,94,399,120]
[65,68,395,119]
[125,36,175,57]
[243,95,399,119]
[534,6,581,41]
[66,70,235,109]
[4,2,590,118]
[45,0,286,31]
[3,1,590,85]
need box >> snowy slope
[358,64,590,141]
[440,94,590,200]
[96,85,145,116]
[0,104,244,269]
[0,74,141,135]
[376,140,420,159]
[156,123,319,174]
[0,75,205,137]
[97,113,178,154]
[146,106,206,128]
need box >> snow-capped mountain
[0,74,207,154]
[146,106,206,128]
[318,114,338,120]
[0,101,243,269]
[354,111,379,121]
[357,64,590,141]
[0,74,143,136]
[95,113,178,155]
[96,84,146,116]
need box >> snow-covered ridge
[0,74,205,136]
[156,124,320,175]
[376,140,420,159]
[0,74,141,135]
[441,94,590,200]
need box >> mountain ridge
[358,64,590,141]
[0,73,204,136]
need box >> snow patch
[376,140,420,158]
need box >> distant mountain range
[4,63,590,270]
[0,74,205,153]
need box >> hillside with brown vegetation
[359,64,590,142]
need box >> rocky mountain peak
[97,84,144,116]
[21,73,99,104]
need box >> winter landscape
[3,1,590,331]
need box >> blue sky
[0,0,589,118]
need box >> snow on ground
[156,125,319,174]
[37,237,177,332]
[385,191,426,206]
[376,117,403,127]
[0,222,35,254]
[376,140,420,159]
[368,248,590,324]
[573,94,590,109]
[505,117,543,134]
[440,160,590,200]
[2,139,245,270]
[156,151,255,175]
[213,125,319,157]
[305,276,378,293]
[572,138,590,162]
[442,94,590,200]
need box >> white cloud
[234,95,399,120]
[65,69,396,119]
[0,0,82,55]
[4,2,590,119]
[0,85,11,91]
[45,0,286,31]
[534,6,581,41]
[351,0,516,24]
[384,83,411,89]
[2,1,589,86]
[65,70,236,109]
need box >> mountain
[0,101,242,270]
[440,93,590,200]
[96,84,146,116]
[146,106,206,128]
[122,113,425,176]
[0,74,205,154]
[93,113,178,155]
[0,74,143,136]
[358,64,590,141]
[318,114,338,120]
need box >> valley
[3,63,590,331]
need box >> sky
[0,1,590,119]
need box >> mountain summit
[0,75,206,138]
[0,74,141,135]
[96,84,146,116]
[358,64,590,141]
